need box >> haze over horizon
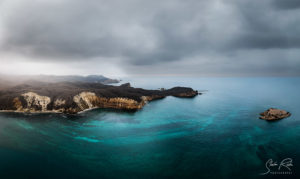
[1,0,300,77]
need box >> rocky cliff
[0,81,199,114]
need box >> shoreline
[0,110,63,114]
[0,107,135,115]
[77,107,100,114]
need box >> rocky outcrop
[172,90,199,97]
[97,97,145,110]
[260,108,291,121]
[0,81,199,114]
[13,97,23,111]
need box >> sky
[0,0,300,77]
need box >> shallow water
[0,77,300,178]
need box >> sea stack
[259,108,291,121]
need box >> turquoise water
[0,77,300,178]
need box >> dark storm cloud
[0,0,300,76]
[273,0,300,10]
[230,0,300,49]
[1,0,212,63]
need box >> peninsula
[0,80,198,114]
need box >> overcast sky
[0,0,300,77]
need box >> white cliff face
[7,92,162,114]
[54,99,66,107]
[22,92,51,111]
[73,92,98,110]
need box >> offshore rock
[259,108,291,121]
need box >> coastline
[0,110,63,114]
[0,82,198,115]
[77,107,100,114]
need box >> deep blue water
[0,77,300,179]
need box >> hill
[0,74,119,89]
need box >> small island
[0,79,198,114]
[259,108,291,121]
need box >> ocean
[0,77,299,178]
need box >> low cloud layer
[0,0,300,76]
